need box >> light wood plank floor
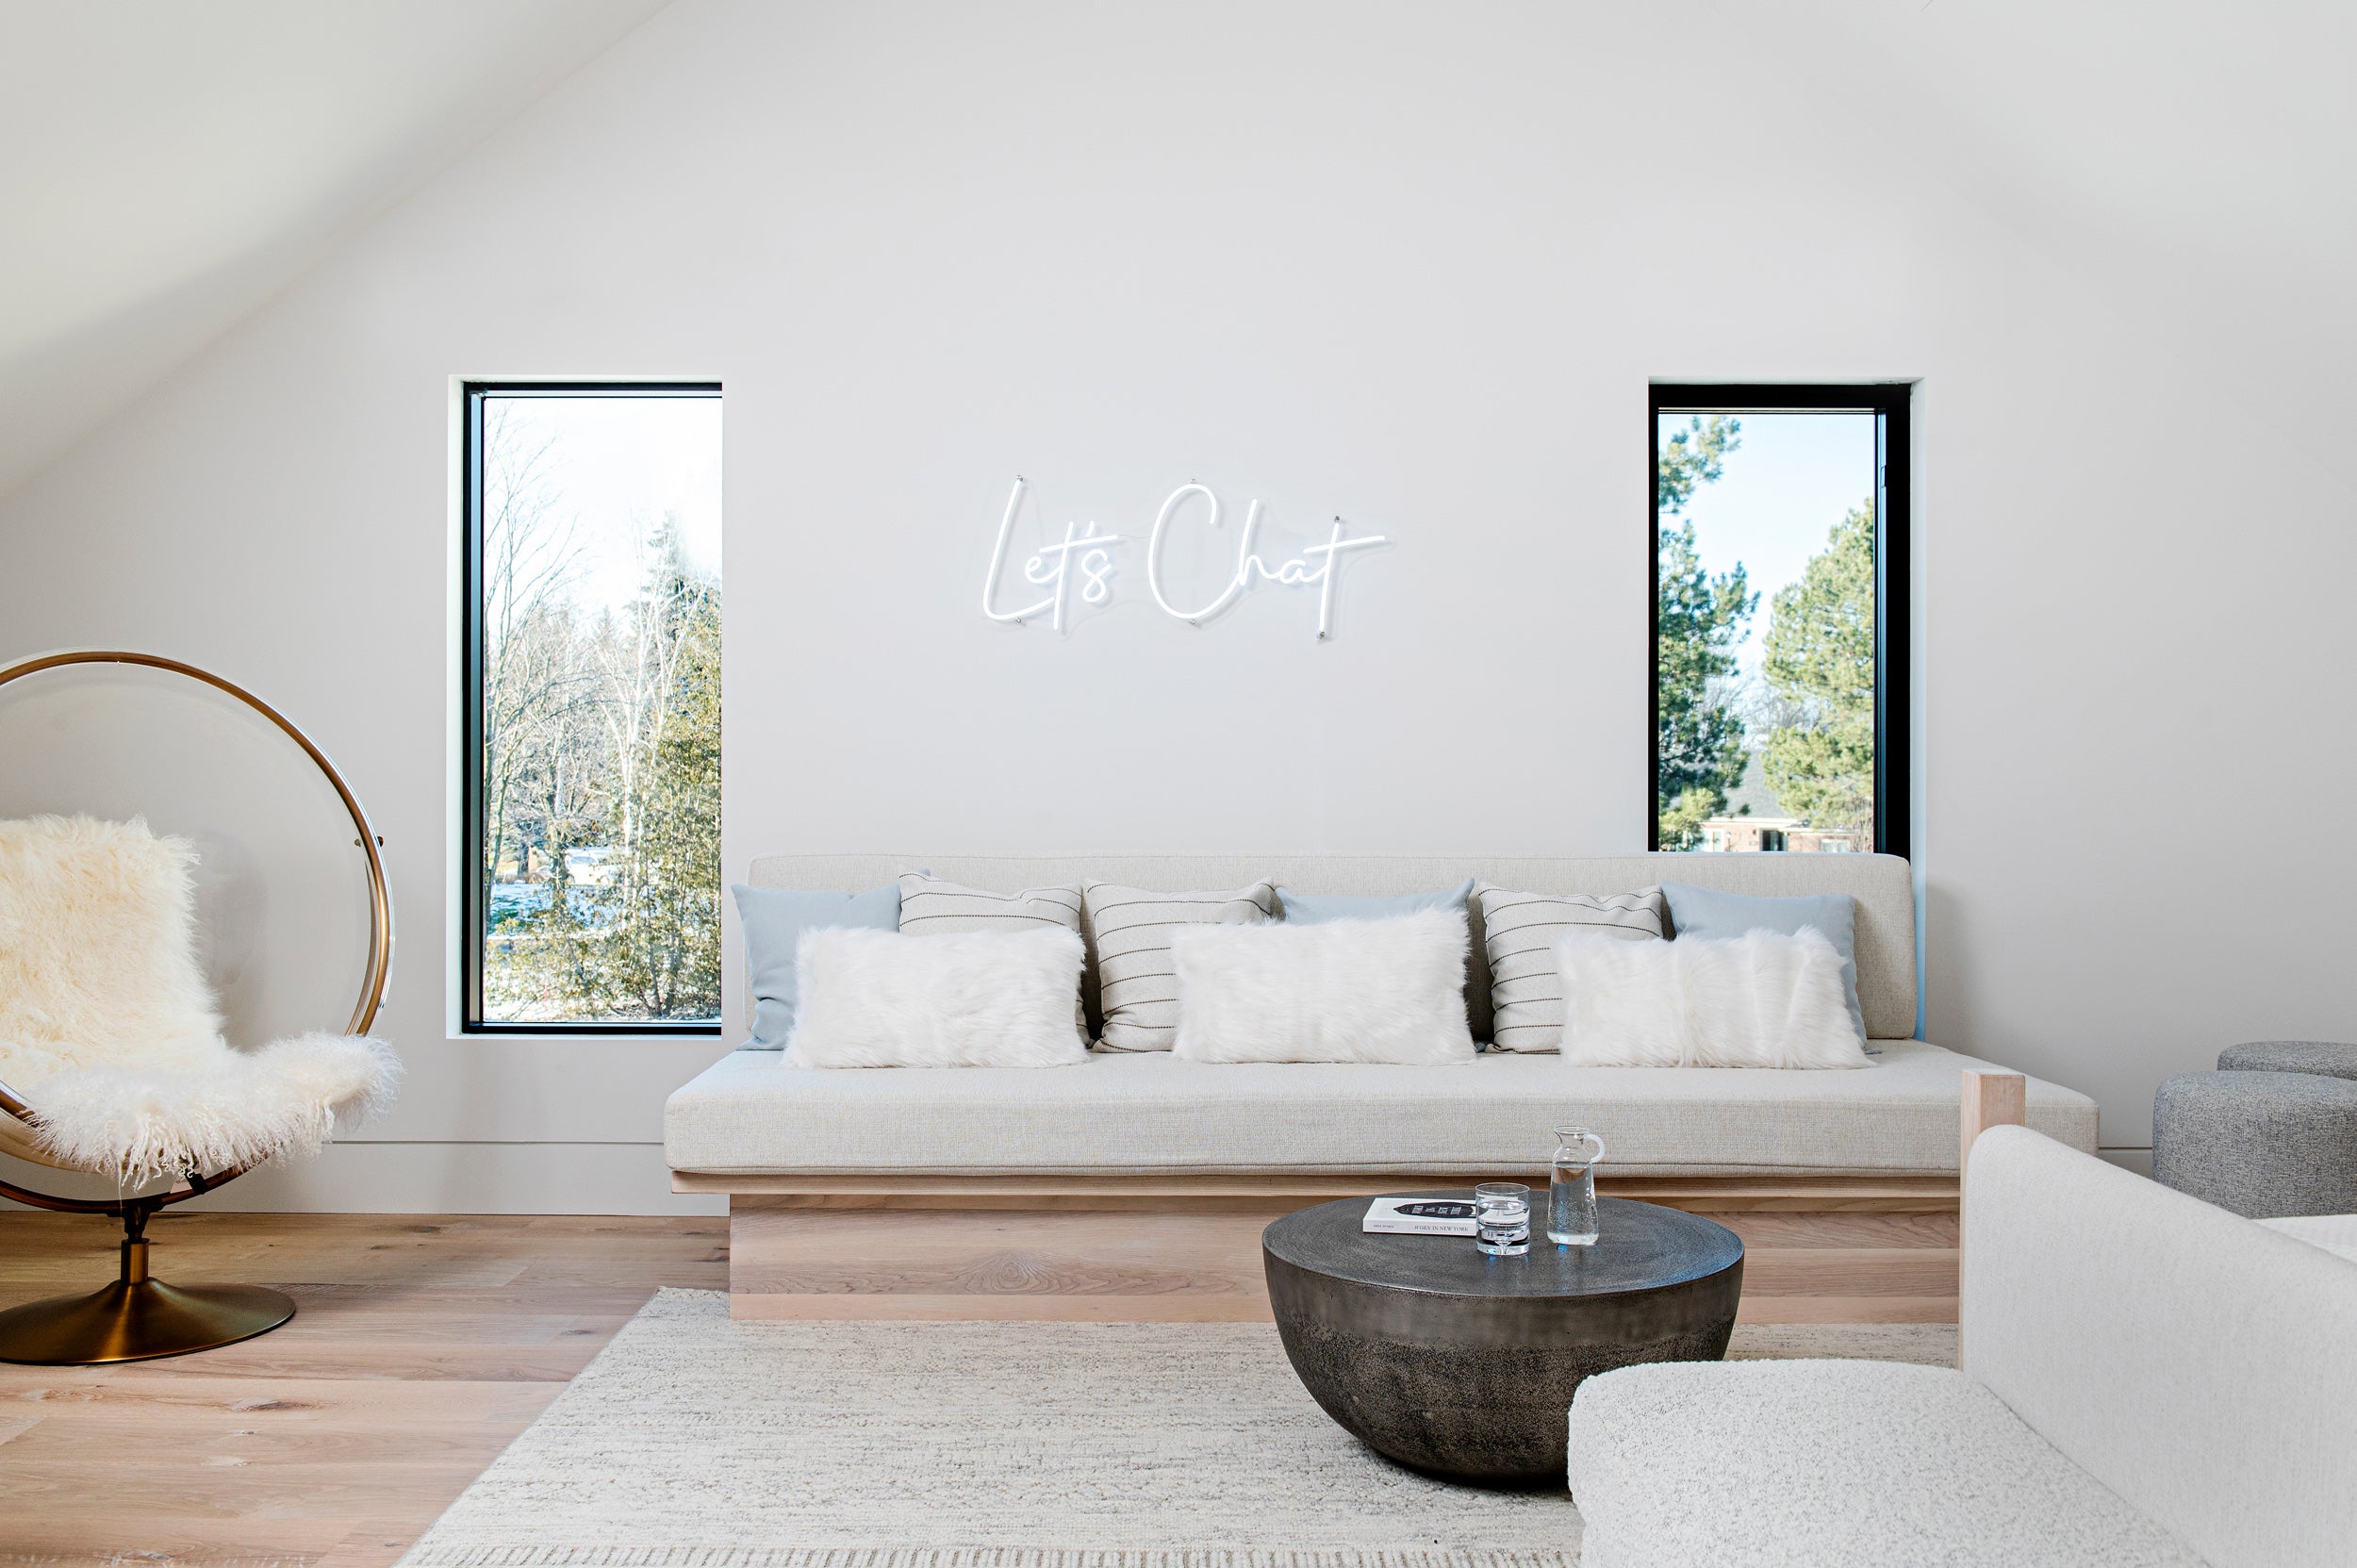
[0,1212,729,1568]
[0,1208,1953,1567]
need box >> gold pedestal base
[0,1279,296,1365]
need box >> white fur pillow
[1,813,401,1184]
[1556,927,1871,1069]
[1169,908,1475,1065]
[788,926,1087,1068]
[0,813,223,1084]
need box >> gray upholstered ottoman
[2217,1039,2357,1081]
[2153,1049,2357,1219]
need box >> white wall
[2,0,2349,1210]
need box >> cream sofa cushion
[666,1039,2098,1177]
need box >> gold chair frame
[0,650,392,1363]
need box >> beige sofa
[1567,1125,2357,1567]
[666,852,2098,1317]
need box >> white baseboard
[0,1140,726,1216]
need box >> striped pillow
[1475,883,1666,1053]
[1083,881,1277,1052]
[898,873,1083,937]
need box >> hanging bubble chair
[0,650,396,1364]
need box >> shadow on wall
[1925,880,2134,1155]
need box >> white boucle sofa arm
[1961,1125,2357,1568]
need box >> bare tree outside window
[466,388,721,1029]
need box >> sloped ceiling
[2,1,2348,504]
[0,0,669,500]
[1721,0,2355,429]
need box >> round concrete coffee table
[1263,1193,1743,1480]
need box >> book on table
[1362,1197,1478,1236]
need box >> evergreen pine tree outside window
[1761,502,1878,843]
[1650,388,1907,857]
[1655,415,1755,850]
[464,386,723,1031]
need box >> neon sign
[982,477,1387,640]
[981,478,1122,635]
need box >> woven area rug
[401,1288,1953,1568]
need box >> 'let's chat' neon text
[982,478,1386,639]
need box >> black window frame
[1647,383,1911,859]
[460,379,725,1036]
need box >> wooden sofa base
[676,1172,1964,1324]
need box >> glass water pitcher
[1549,1127,1607,1246]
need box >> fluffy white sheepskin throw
[1556,926,1870,1069]
[0,814,399,1183]
[788,926,1088,1068]
[1170,907,1475,1065]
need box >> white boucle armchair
[1565,1125,2357,1568]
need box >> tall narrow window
[462,383,722,1032]
[1651,385,1908,857]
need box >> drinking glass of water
[1549,1127,1607,1245]
[1473,1181,1531,1256]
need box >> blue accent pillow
[1276,879,1475,924]
[733,883,902,1048]
[1660,883,1867,1044]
